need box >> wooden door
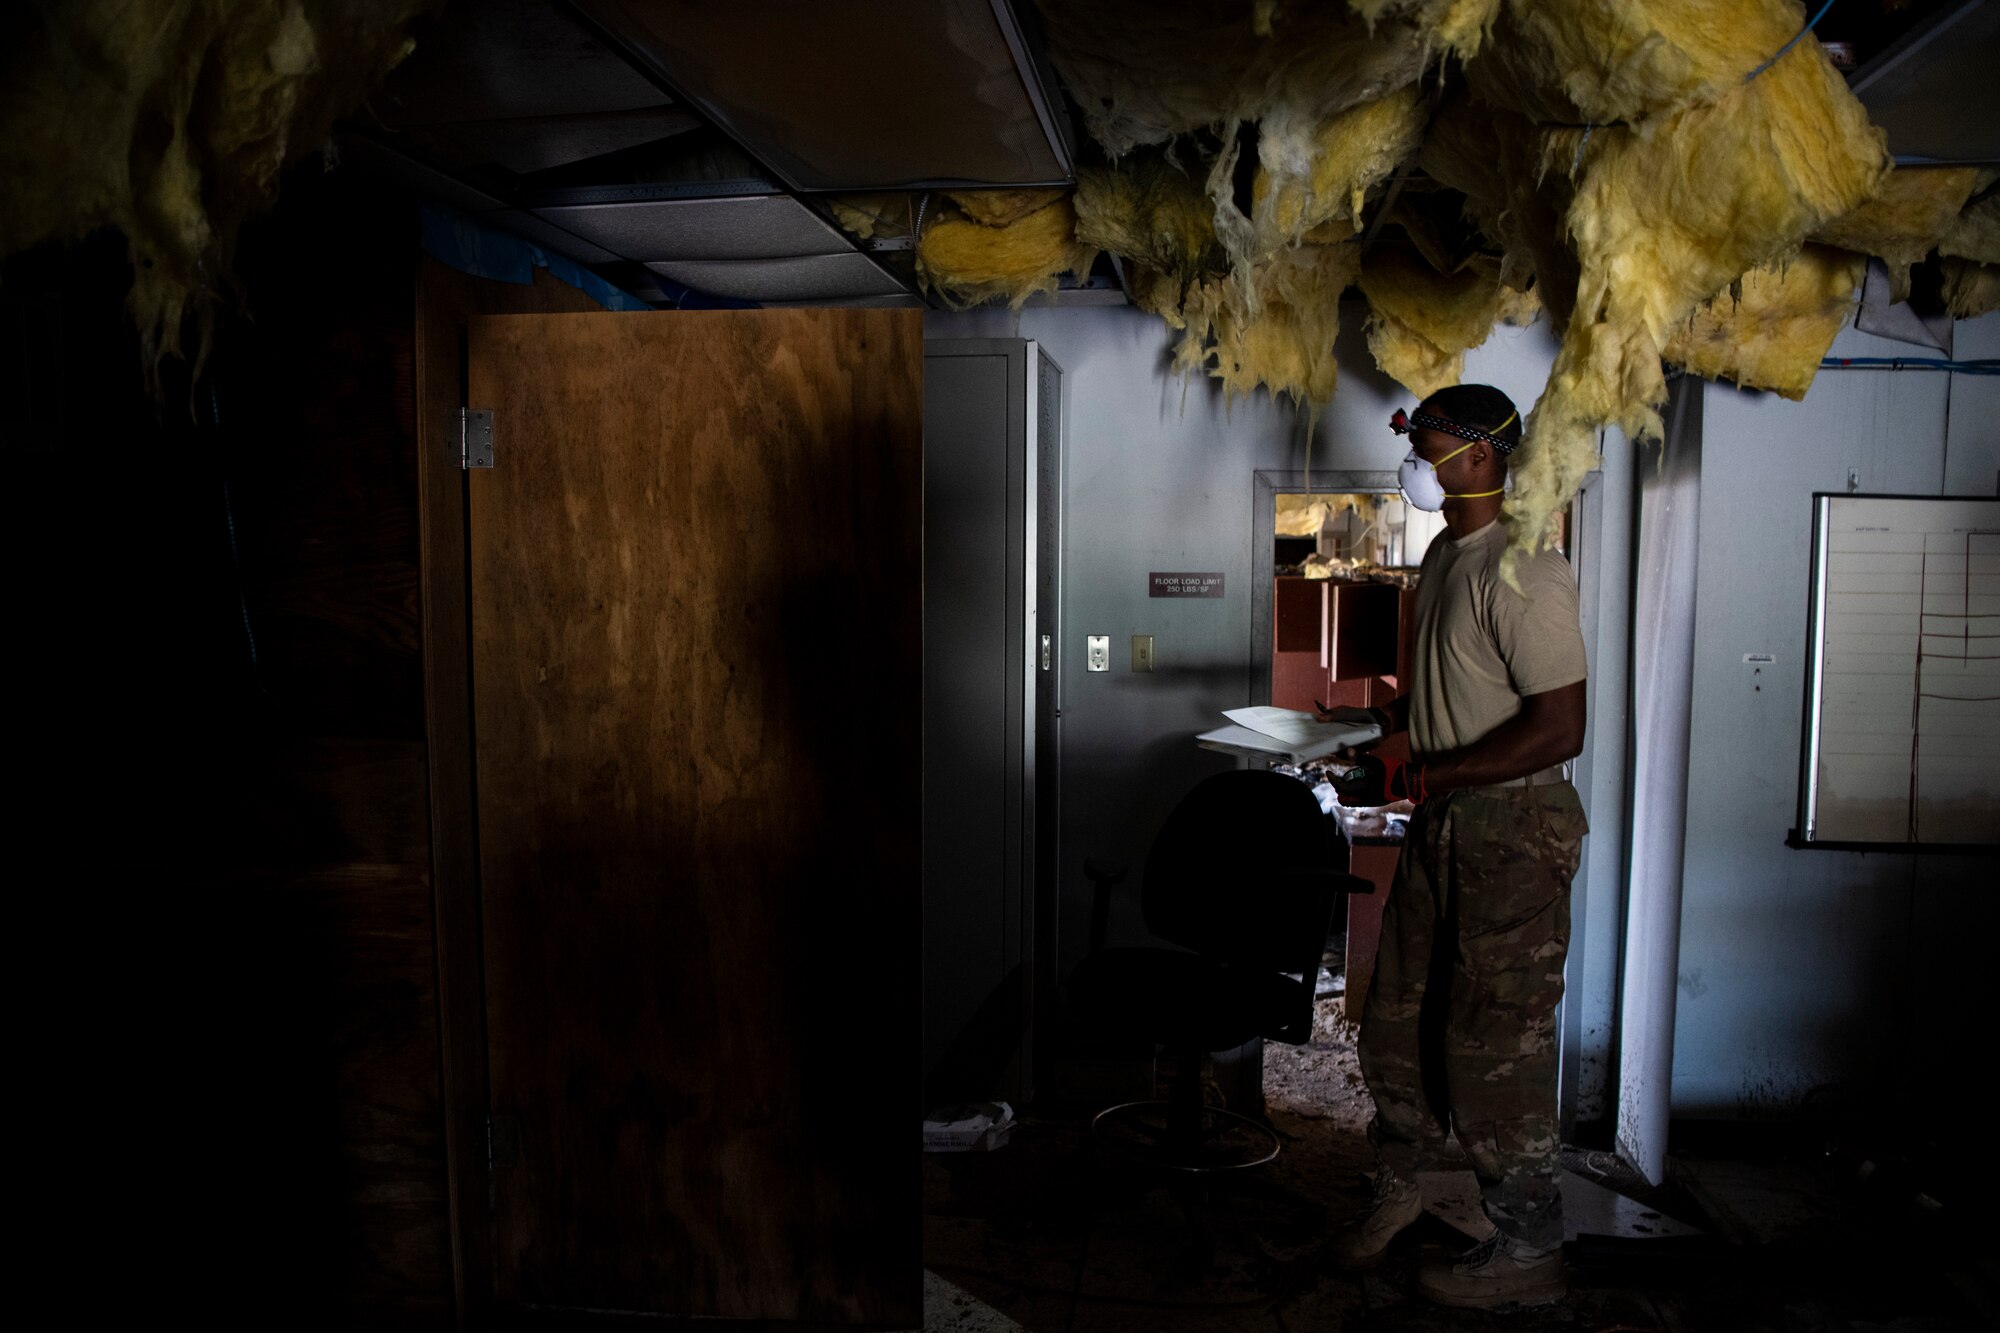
[465,310,923,1323]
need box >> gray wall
[922,302,1570,988]
[1672,314,2000,1119]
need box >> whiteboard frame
[1790,491,2000,853]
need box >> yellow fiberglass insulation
[1811,167,1982,301]
[1037,2,1432,321]
[917,194,1097,309]
[1140,241,1360,406]
[1498,24,1887,561]
[1249,86,1429,258]
[1940,259,2000,320]
[1347,0,1501,62]
[1358,248,1518,397]
[1034,1,1428,160]
[949,189,1072,229]
[0,0,436,385]
[1417,94,1582,327]
[1071,135,1408,408]
[1073,152,1227,289]
[1033,0,1901,563]
[1663,245,1866,399]
[1467,0,1799,126]
[826,194,909,243]
[1938,192,2000,265]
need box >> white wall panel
[1675,317,1999,1117]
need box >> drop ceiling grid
[534,195,859,263]
[646,253,909,303]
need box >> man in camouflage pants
[1318,385,1589,1309]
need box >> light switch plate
[1131,634,1154,672]
[1087,635,1110,672]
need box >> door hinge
[458,408,495,470]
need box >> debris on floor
[924,991,1996,1330]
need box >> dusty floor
[922,996,1994,1331]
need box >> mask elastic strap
[1422,440,1501,500]
[1429,440,1476,469]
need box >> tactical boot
[1329,1169,1423,1268]
[1416,1231,1566,1308]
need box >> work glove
[1333,753,1424,807]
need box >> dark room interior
[5,2,1998,1329]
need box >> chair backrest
[1141,769,1345,980]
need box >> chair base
[1090,1099,1280,1173]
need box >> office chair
[1069,769,1365,1172]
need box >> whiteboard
[1797,494,2000,847]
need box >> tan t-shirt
[1407,519,1588,758]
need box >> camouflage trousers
[1357,782,1588,1251]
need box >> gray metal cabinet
[922,339,1063,1109]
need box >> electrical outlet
[1087,635,1110,672]
[1131,634,1155,672]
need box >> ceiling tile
[573,0,1073,190]
[378,0,667,125]
[411,108,704,176]
[646,254,909,303]
[487,211,623,266]
[335,133,508,214]
[534,195,852,262]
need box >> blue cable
[1749,0,1839,81]
[1818,358,2000,374]
[1562,1,1838,165]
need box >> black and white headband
[1389,407,1521,455]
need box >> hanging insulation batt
[1417,94,1582,326]
[1466,0,1801,126]
[1811,166,1982,301]
[1032,1,1428,160]
[0,0,436,384]
[1935,190,2000,316]
[1940,259,2000,319]
[1358,248,1524,398]
[1027,1,1438,404]
[1485,6,1888,559]
[1142,241,1360,406]
[1938,191,2000,266]
[1663,245,1867,399]
[1347,0,1500,61]
[1235,85,1430,269]
[1073,152,1227,288]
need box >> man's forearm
[1412,683,1586,794]
[1419,721,1570,793]
[1368,695,1411,735]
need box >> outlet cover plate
[1087,635,1110,672]
[1131,634,1154,672]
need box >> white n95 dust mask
[1388,407,1511,512]
[1396,440,1474,513]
